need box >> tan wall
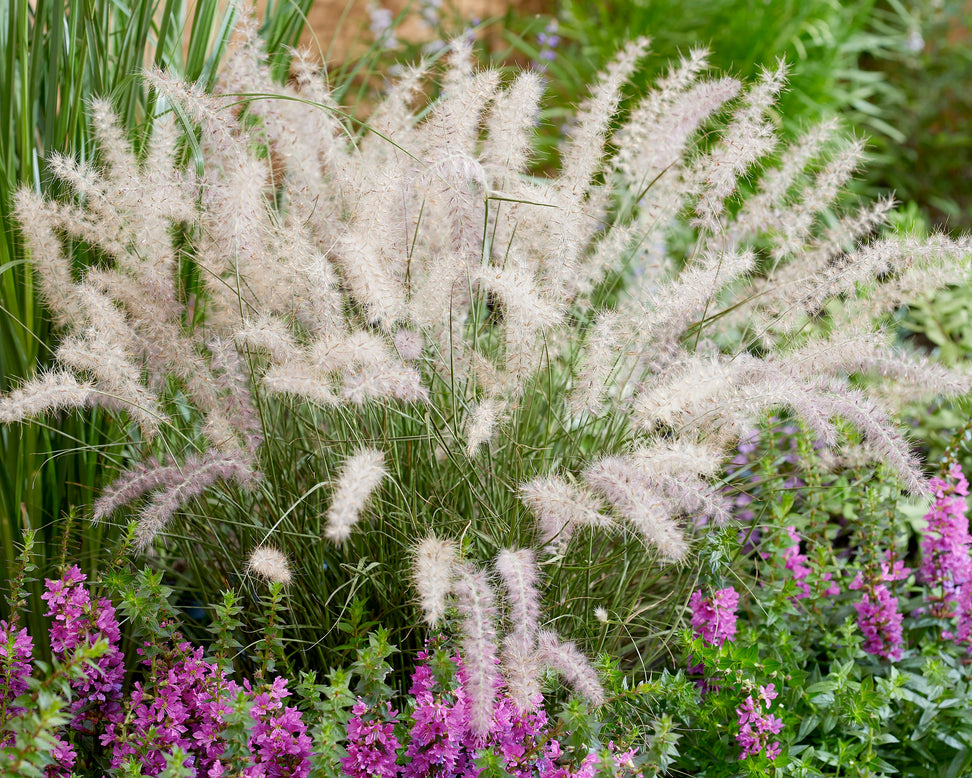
[296,0,550,62]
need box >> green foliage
[861,0,972,232]
[209,589,245,674]
[505,0,903,165]
[296,666,357,777]
[532,0,970,233]
[254,581,287,681]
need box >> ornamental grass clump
[4,8,972,678]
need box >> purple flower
[921,463,970,590]
[342,699,401,778]
[41,566,124,730]
[850,578,905,661]
[245,676,312,778]
[402,661,467,778]
[535,19,560,71]
[690,587,739,647]
[106,642,237,774]
[920,462,972,644]
[396,650,566,778]
[736,684,784,760]
[6,569,314,776]
[0,620,33,704]
[953,583,972,645]
[47,734,77,778]
[782,526,812,599]
[0,621,34,752]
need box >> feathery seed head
[495,548,540,635]
[536,629,606,706]
[393,329,424,361]
[584,457,688,562]
[452,565,500,736]
[247,546,293,586]
[519,476,612,551]
[0,371,92,425]
[412,535,458,625]
[325,448,387,544]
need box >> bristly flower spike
[412,535,458,625]
[325,448,387,544]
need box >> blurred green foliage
[862,0,972,233]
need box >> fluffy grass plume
[246,546,293,586]
[325,448,388,544]
[412,535,457,626]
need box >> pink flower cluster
[0,620,34,753]
[0,621,32,707]
[245,676,313,777]
[735,684,783,761]
[343,651,641,778]
[920,462,972,644]
[690,587,739,647]
[343,700,402,778]
[106,642,234,774]
[107,644,313,776]
[849,553,910,662]
[41,566,125,729]
[1,568,312,777]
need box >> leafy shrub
[652,423,972,777]
[860,0,972,232]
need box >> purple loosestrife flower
[540,746,642,778]
[486,694,560,778]
[47,736,78,778]
[106,641,238,775]
[41,566,124,729]
[735,684,784,761]
[920,462,972,638]
[782,526,812,599]
[401,650,565,778]
[106,639,311,777]
[954,583,972,645]
[781,526,841,600]
[342,698,401,778]
[0,621,34,750]
[244,676,313,778]
[690,586,739,647]
[0,621,33,706]
[402,658,467,777]
[849,562,908,661]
